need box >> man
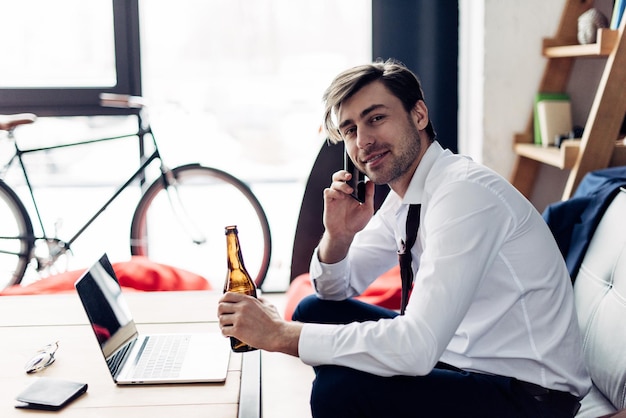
[218,59,591,417]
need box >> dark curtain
[372,0,459,153]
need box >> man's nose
[356,126,374,149]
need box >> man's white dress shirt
[299,141,591,397]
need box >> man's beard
[363,118,422,186]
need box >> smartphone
[344,148,366,203]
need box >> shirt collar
[402,140,444,205]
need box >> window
[0,0,140,116]
[138,0,371,180]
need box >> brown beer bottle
[224,225,258,352]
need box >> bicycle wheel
[0,180,34,289]
[130,164,272,289]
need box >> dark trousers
[292,295,580,418]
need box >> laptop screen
[75,254,138,358]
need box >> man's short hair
[322,58,437,144]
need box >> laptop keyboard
[132,334,191,379]
[108,342,132,377]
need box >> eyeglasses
[24,341,59,374]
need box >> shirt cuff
[298,322,339,366]
[310,247,350,285]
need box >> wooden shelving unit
[510,0,626,201]
[514,139,626,170]
[542,28,618,57]
[514,139,583,170]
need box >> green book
[534,92,570,145]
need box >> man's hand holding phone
[320,164,374,264]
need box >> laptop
[74,253,230,385]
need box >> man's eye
[343,127,356,138]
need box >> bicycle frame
[0,117,187,268]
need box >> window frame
[0,0,141,117]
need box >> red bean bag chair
[0,256,211,296]
[283,265,401,320]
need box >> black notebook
[15,377,87,411]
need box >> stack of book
[534,93,572,147]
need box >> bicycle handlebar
[99,93,146,109]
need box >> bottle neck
[224,228,256,296]
[226,231,248,273]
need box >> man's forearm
[317,231,353,264]
[272,321,303,357]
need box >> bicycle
[0,94,272,290]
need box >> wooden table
[0,291,261,417]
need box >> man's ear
[411,100,429,131]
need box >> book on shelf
[611,0,626,29]
[534,92,570,146]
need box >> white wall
[459,0,565,178]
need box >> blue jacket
[542,166,626,282]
